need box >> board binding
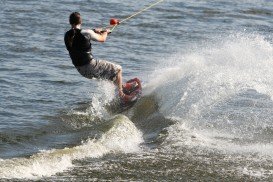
[120,78,142,107]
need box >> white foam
[240,167,273,178]
[147,33,273,156]
[162,120,273,159]
[0,115,143,179]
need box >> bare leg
[115,68,125,97]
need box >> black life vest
[64,28,93,67]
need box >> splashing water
[146,33,273,155]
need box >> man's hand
[94,28,103,34]
[94,28,111,34]
[104,28,111,34]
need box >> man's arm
[84,29,110,42]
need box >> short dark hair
[69,12,82,25]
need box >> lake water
[1,0,273,181]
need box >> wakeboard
[120,78,142,110]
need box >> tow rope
[107,0,164,32]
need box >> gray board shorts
[75,59,121,81]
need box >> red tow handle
[110,18,120,26]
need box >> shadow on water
[106,94,176,148]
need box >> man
[64,12,125,97]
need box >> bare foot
[119,89,125,98]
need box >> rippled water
[1,0,273,181]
